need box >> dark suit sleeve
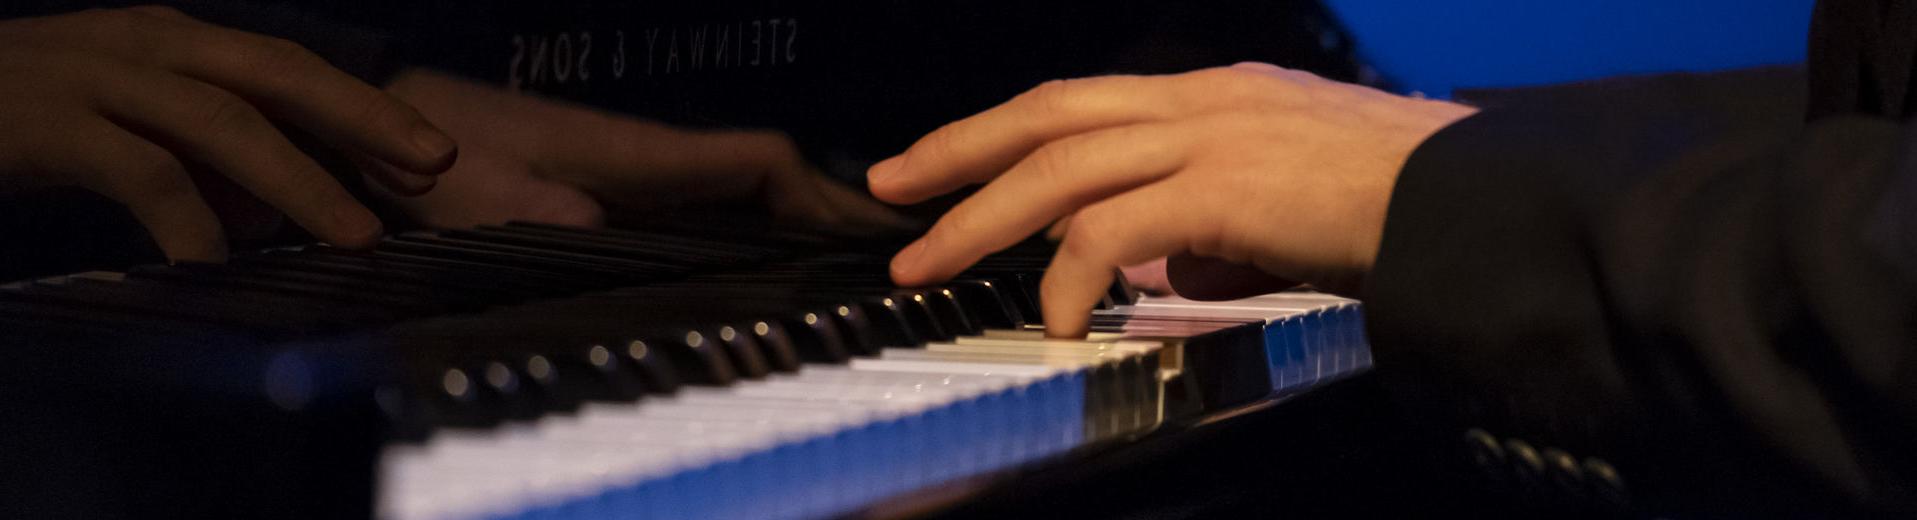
[1364,66,1917,516]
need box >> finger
[374,148,602,229]
[762,166,849,228]
[1045,213,1074,241]
[868,68,1262,204]
[541,124,790,201]
[47,8,457,177]
[889,121,1191,287]
[542,124,889,232]
[792,174,921,235]
[120,5,193,20]
[1039,182,1199,337]
[1165,254,1299,300]
[64,121,227,262]
[96,68,383,248]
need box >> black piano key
[405,319,681,394]
[408,362,509,429]
[447,227,747,267]
[649,281,954,344]
[236,254,549,302]
[2,278,370,336]
[376,236,641,280]
[294,246,607,291]
[131,263,469,315]
[589,288,858,361]
[488,223,782,261]
[708,324,772,378]
[388,328,669,426]
[0,299,221,340]
[425,308,738,387]
[752,260,1022,329]
[570,214,838,249]
[740,319,802,371]
[394,232,686,274]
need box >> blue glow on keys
[380,292,1367,520]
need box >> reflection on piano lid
[0,215,1367,519]
[319,0,1372,167]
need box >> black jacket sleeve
[1364,67,1917,516]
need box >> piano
[1,217,1376,519]
[0,1,1468,519]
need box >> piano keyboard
[0,217,1367,519]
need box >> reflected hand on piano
[868,61,1478,336]
[0,6,459,262]
[372,69,915,235]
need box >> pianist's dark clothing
[1366,0,1917,515]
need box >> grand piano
[0,1,1508,518]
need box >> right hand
[868,63,1475,336]
[0,6,457,262]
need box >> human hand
[0,7,456,262]
[370,69,911,233]
[869,62,1476,336]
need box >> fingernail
[890,238,929,281]
[868,156,904,185]
[412,122,459,172]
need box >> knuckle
[1202,189,1258,260]
[345,91,411,133]
[236,34,325,75]
[1211,69,1279,101]
[744,130,800,154]
[1024,139,1082,187]
[73,8,150,36]
[191,89,262,131]
[345,97,390,129]
[126,5,187,19]
[532,200,606,228]
[1193,66,1249,83]
[1187,213,1230,257]
[1023,79,1081,117]
[87,7,144,26]
[917,123,966,163]
[254,36,314,62]
[1058,212,1115,260]
[931,207,979,239]
[111,154,192,201]
[741,130,804,166]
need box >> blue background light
[1322,0,1818,96]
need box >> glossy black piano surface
[0,0,1371,282]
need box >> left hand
[869,62,1477,337]
[369,69,910,232]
